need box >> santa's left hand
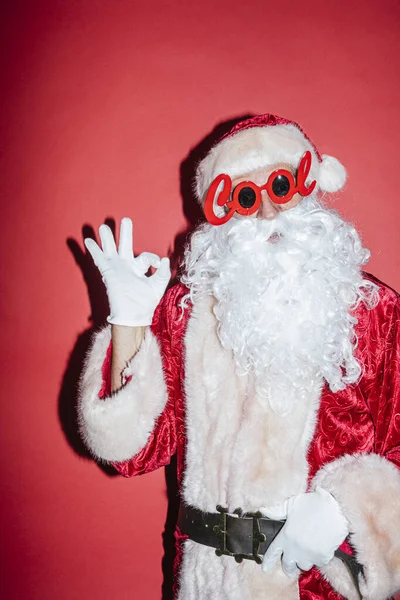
[260,486,349,578]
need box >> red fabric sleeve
[97,284,189,478]
[357,286,400,468]
[300,280,400,599]
[307,278,400,483]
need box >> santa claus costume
[78,114,400,600]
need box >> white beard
[180,196,379,415]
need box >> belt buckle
[213,506,234,559]
[213,506,266,565]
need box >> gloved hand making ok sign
[84,217,171,327]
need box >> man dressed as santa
[79,114,400,600]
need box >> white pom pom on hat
[318,154,347,193]
[195,113,347,203]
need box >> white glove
[84,217,171,326]
[261,487,348,578]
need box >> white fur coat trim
[178,296,323,599]
[78,325,168,462]
[182,295,324,512]
[312,453,400,600]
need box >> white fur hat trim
[195,123,347,203]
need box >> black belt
[178,504,365,599]
[178,504,284,564]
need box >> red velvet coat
[96,275,400,599]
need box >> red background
[1,1,400,599]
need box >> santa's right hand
[84,218,171,327]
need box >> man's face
[231,162,303,221]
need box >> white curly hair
[180,196,379,415]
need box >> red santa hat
[195,113,347,203]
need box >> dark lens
[237,186,257,208]
[271,175,290,198]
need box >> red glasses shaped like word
[204,151,316,226]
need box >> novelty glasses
[204,151,316,226]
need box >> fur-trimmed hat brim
[195,123,346,203]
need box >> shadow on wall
[59,220,118,475]
[58,112,253,599]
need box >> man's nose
[257,190,279,220]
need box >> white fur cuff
[78,326,168,462]
[312,453,400,600]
